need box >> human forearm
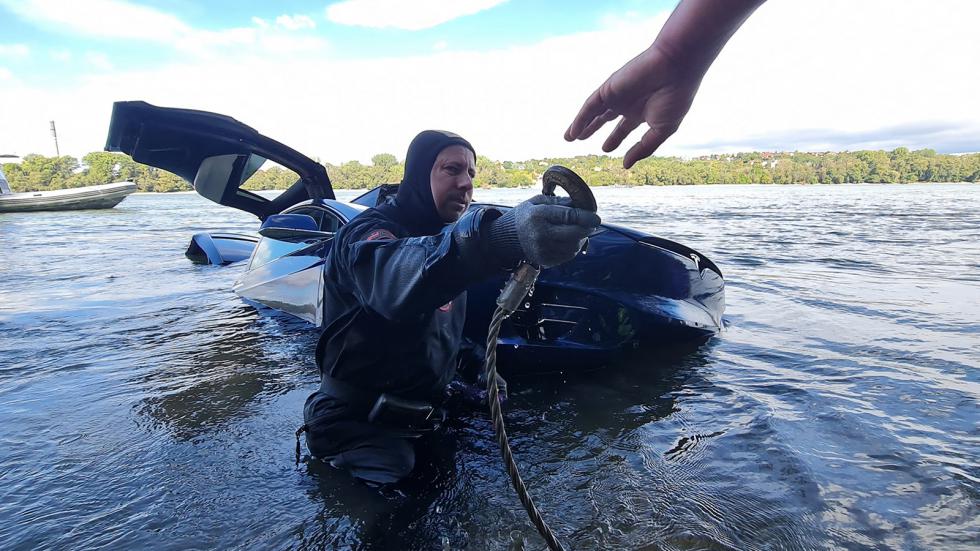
[651,0,765,79]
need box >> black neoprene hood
[388,130,476,236]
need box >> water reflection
[2,186,978,550]
[132,302,317,440]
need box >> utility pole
[50,120,60,156]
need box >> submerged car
[105,101,725,371]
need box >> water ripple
[1,185,978,550]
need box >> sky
[0,0,978,164]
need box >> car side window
[320,211,342,233]
[286,206,344,233]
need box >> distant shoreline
[126,181,977,195]
[5,148,977,193]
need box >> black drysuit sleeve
[335,208,503,323]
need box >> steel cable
[484,305,566,551]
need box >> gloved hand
[481,371,508,402]
[486,194,601,268]
[444,372,507,411]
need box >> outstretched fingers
[602,116,642,153]
[576,110,619,141]
[623,127,672,169]
[565,88,613,141]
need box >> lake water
[0,184,977,550]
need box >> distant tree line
[2,152,187,193]
[3,148,978,193]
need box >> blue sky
[1,0,977,163]
[0,0,674,85]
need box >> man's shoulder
[337,208,403,244]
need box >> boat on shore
[0,164,138,213]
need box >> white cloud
[0,44,30,58]
[85,52,113,71]
[1,0,327,58]
[433,40,448,50]
[326,0,508,30]
[0,67,12,80]
[276,14,316,31]
[173,27,257,56]
[1,0,190,42]
[0,0,977,163]
[50,49,72,62]
[173,26,328,57]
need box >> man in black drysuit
[302,130,600,485]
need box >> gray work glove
[486,194,601,268]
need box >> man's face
[430,145,476,223]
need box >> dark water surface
[1,184,977,550]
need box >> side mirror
[258,214,333,241]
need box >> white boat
[0,164,137,213]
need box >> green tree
[475,155,505,188]
[6,154,79,191]
[371,153,402,184]
[4,148,976,194]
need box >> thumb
[540,205,601,228]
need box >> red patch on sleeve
[365,229,396,241]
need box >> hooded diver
[302,130,599,484]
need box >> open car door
[104,101,334,220]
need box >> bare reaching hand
[563,0,765,169]
[564,43,701,169]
